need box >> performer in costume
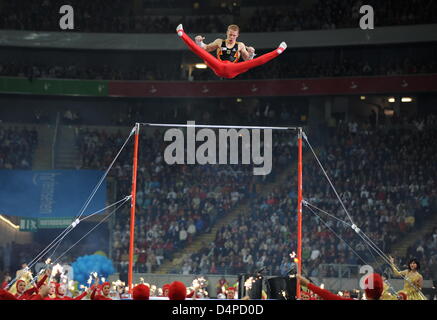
[216,277,228,296]
[389,256,426,300]
[177,24,287,79]
[297,273,384,300]
[0,288,16,300]
[45,281,58,300]
[54,283,88,300]
[0,270,49,300]
[380,278,398,300]
[3,268,50,300]
[15,264,32,283]
[30,284,51,300]
[226,287,237,299]
[7,265,33,296]
[380,275,408,300]
[186,286,200,299]
[90,281,112,300]
[14,280,29,298]
[162,283,170,297]
[1,274,11,289]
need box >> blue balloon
[72,254,115,286]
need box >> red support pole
[128,123,140,293]
[296,128,303,299]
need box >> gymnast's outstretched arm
[195,36,221,52]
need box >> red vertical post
[128,123,140,293]
[296,128,303,299]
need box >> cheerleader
[389,256,426,300]
[90,281,112,300]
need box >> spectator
[185,113,436,278]
[0,127,38,169]
[1,0,436,34]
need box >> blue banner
[0,170,107,218]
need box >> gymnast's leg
[176,24,223,72]
[225,42,287,78]
[177,24,287,79]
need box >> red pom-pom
[132,284,150,300]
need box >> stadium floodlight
[384,109,395,116]
[195,63,207,69]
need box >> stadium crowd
[405,227,437,282]
[0,61,183,82]
[1,0,436,302]
[247,0,437,32]
[1,49,436,81]
[0,126,38,169]
[4,109,432,279]
[70,111,437,280]
[178,114,437,279]
[1,0,436,33]
[0,114,435,303]
[0,108,436,300]
[75,126,270,274]
[194,52,437,81]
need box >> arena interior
[0,0,436,302]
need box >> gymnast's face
[226,29,239,43]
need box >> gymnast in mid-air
[176,24,287,79]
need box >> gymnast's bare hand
[195,35,205,43]
[246,46,255,59]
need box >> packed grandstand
[0,0,436,302]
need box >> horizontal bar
[139,122,299,131]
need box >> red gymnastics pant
[178,31,284,79]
